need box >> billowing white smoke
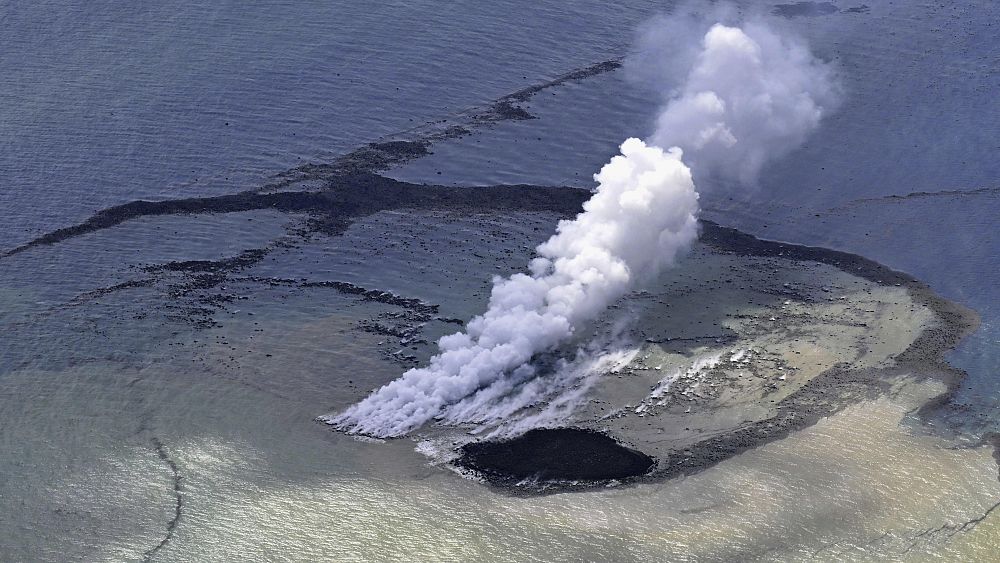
[323,17,838,438]
[634,16,841,185]
[324,139,698,437]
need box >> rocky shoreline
[3,171,979,497]
[450,220,980,494]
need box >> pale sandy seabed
[0,204,995,561]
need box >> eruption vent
[323,18,839,438]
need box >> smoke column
[323,16,839,438]
[637,17,840,185]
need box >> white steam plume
[325,139,698,437]
[633,14,841,185]
[323,16,838,438]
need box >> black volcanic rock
[456,428,654,485]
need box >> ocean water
[2,0,1000,560]
[0,0,659,248]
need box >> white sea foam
[636,352,724,414]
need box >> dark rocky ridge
[2,174,590,259]
[773,2,839,18]
[261,58,622,188]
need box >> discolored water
[3,0,1000,561]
